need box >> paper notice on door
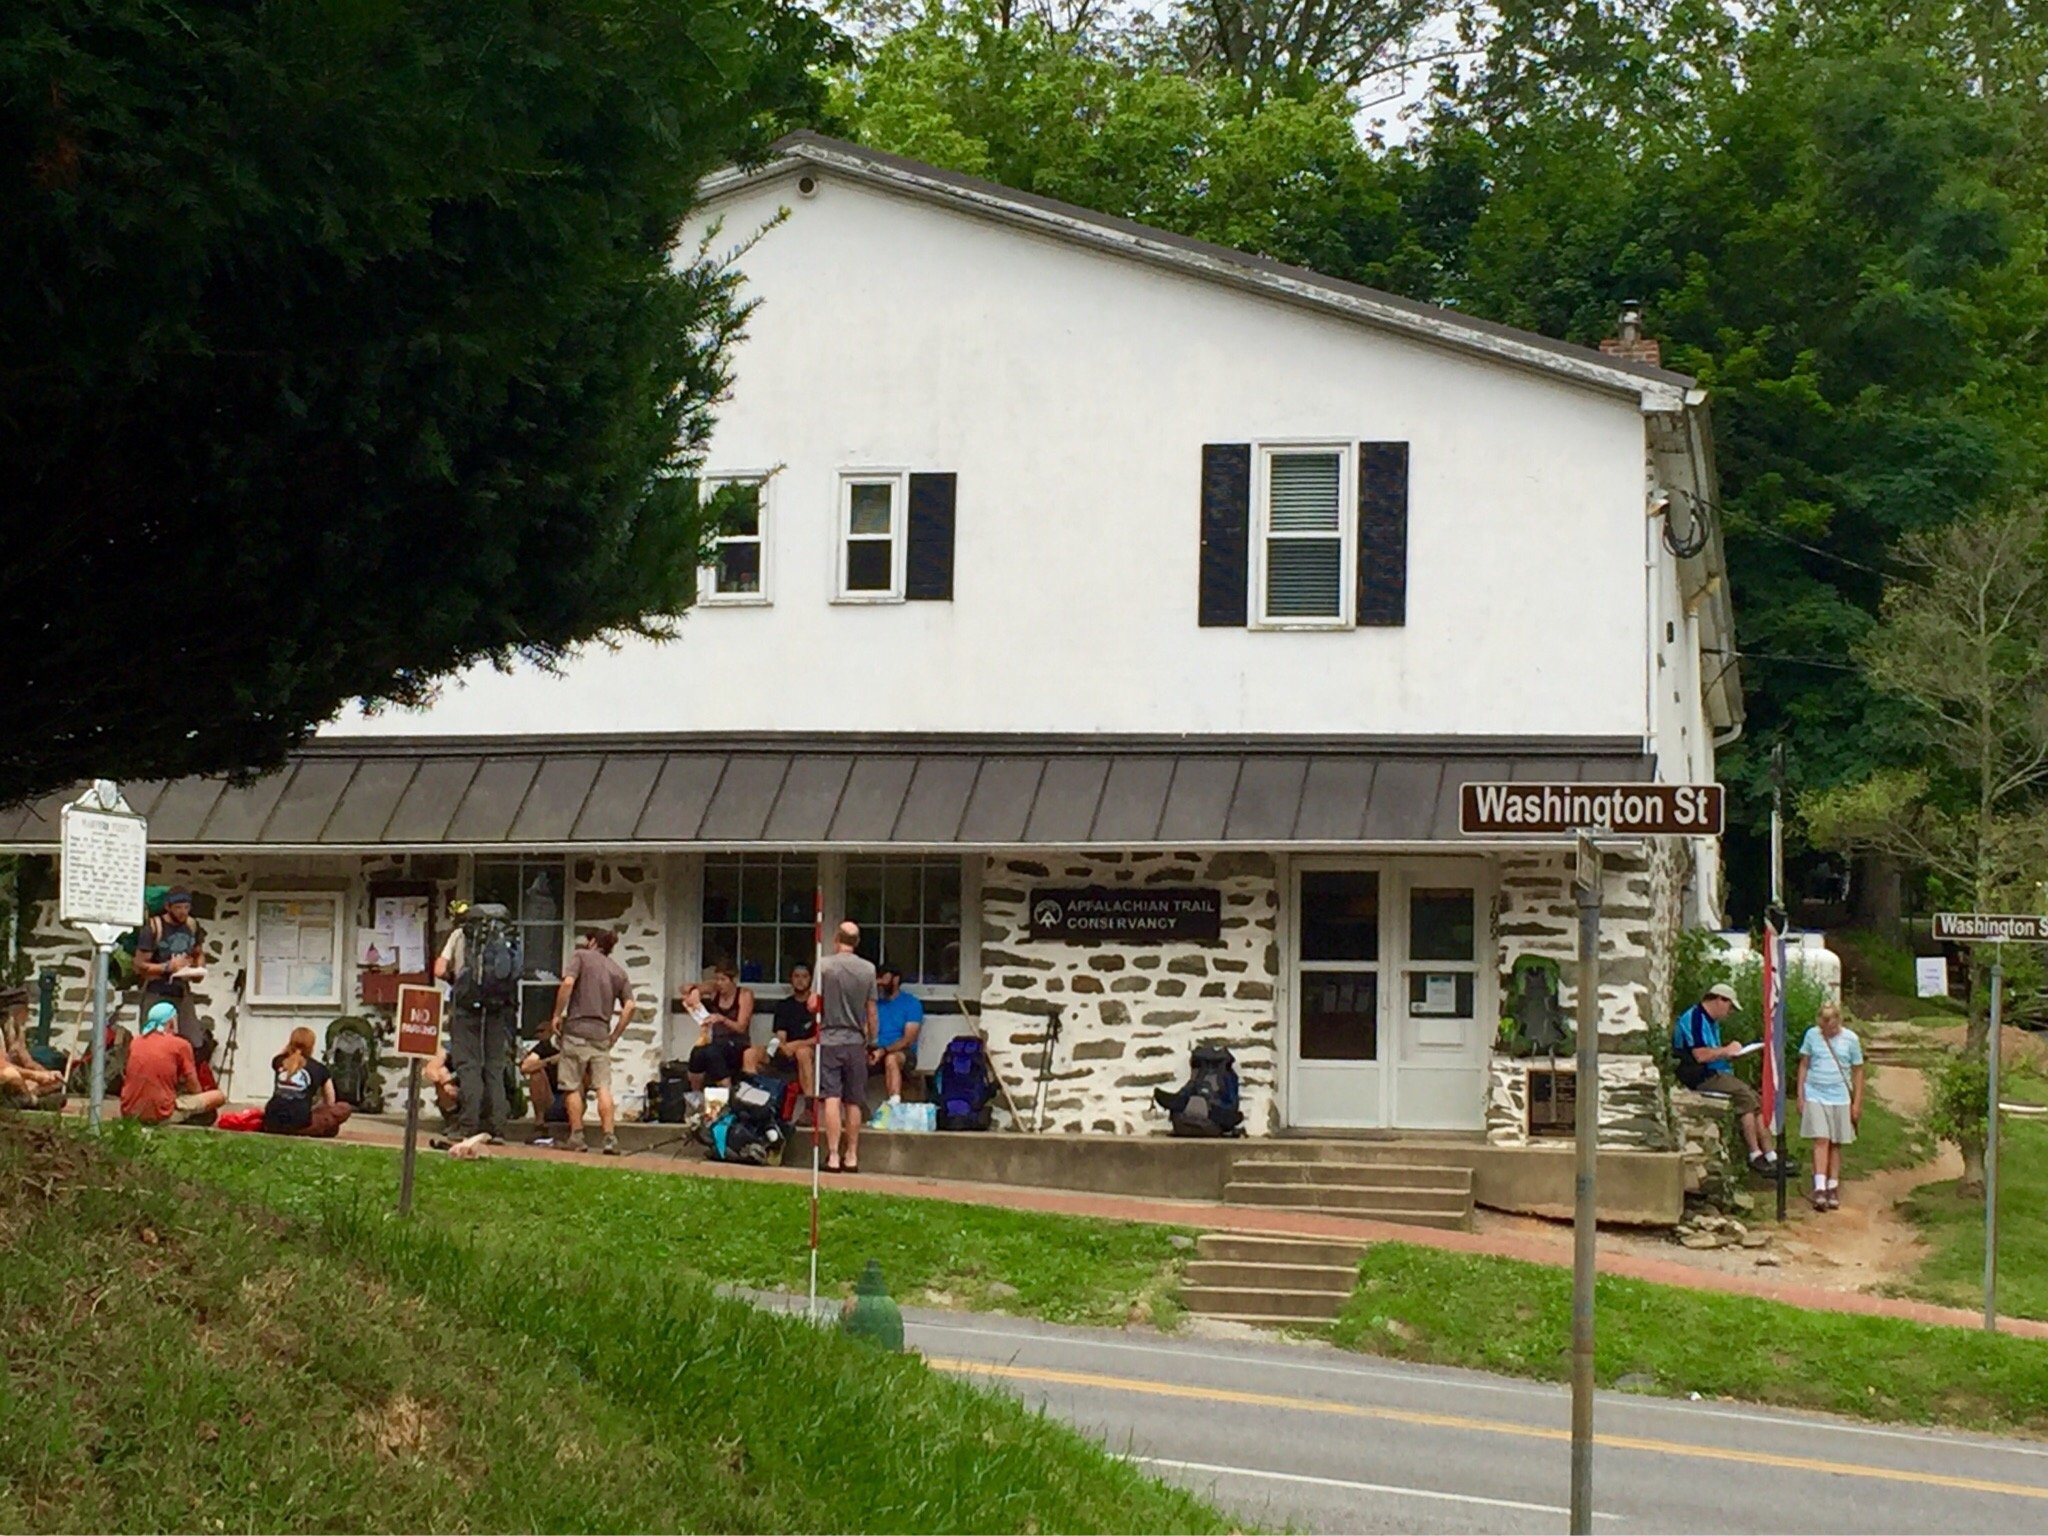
[1418,974,1458,1016]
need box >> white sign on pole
[60,781,148,934]
[1915,955,1950,999]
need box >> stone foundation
[977,850,1280,1135]
[1486,1055,1676,1151]
[1672,1087,1741,1206]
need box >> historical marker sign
[393,984,444,1058]
[60,785,147,933]
[1030,887,1222,944]
[1460,782,1724,837]
[1932,913,2048,944]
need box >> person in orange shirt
[120,1003,225,1125]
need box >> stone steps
[1180,1233,1366,1328]
[1223,1180,1470,1219]
[1229,1158,1472,1189]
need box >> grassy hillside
[0,1119,1223,1534]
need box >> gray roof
[0,736,1653,851]
[702,133,1701,407]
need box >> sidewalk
[329,1117,2048,1341]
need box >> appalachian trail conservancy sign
[1030,887,1222,943]
[1460,782,1724,836]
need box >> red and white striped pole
[808,882,824,1321]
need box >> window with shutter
[837,473,905,600]
[1254,445,1353,627]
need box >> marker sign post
[1463,780,1724,1536]
[59,782,148,1132]
[1930,913,2048,1331]
[392,984,445,1216]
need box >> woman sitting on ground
[262,1026,354,1138]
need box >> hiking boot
[602,1135,620,1157]
[429,1136,454,1151]
[1825,1190,1841,1211]
[486,1135,506,1147]
[562,1134,588,1153]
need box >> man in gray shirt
[816,921,877,1173]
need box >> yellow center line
[924,1356,2048,1504]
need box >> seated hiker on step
[869,961,923,1108]
[1,985,65,1110]
[520,1016,568,1145]
[1672,982,1781,1177]
[683,964,762,1089]
[261,1026,353,1138]
[768,963,819,1097]
[121,1003,226,1127]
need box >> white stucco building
[5,134,1741,1143]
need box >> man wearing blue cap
[120,1001,224,1124]
[134,889,208,1050]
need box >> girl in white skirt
[1797,1002,1864,1211]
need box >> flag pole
[808,882,823,1324]
[1770,744,1788,1223]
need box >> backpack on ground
[701,1073,785,1165]
[68,1025,130,1096]
[933,1035,996,1131]
[453,904,522,1010]
[1153,1044,1245,1138]
[326,1016,385,1113]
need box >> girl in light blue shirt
[1797,1002,1864,1211]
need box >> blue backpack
[934,1036,996,1130]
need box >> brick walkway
[329,1117,2048,1341]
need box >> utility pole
[1769,744,1789,1224]
[1570,832,1601,1536]
[1985,944,2002,1331]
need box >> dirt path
[1478,1059,1959,1293]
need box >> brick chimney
[1598,301,1662,367]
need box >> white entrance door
[1287,861,1492,1131]
[1287,867,1387,1128]
[1388,866,1491,1131]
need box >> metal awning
[0,735,1654,850]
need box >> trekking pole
[1031,1006,1063,1134]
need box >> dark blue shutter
[1357,442,1409,627]
[1199,444,1251,627]
[906,472,956,601]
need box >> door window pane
[472,856,568,1042]
[1299,971,1378,1060]
[1409,888,1476,962]
[1300,871,1379,962]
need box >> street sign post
[1930,913,2048,1331]
[392,984,445,1216]
[1463,779,1723,1535]
[59,782,147,1132]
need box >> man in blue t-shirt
[871,961,924,1107]
[1672,982,1779,1175]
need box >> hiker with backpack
[434,901,522,1146]
[133,888,207,1052]
[1,985,65,1110]
[547,928,635,1155]
[260,1025,353,1137]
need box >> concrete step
[1195,1233,1369,1267]
[1230,1158,1472,1191]
[1242,1141,1480,1165]
[1183,1312,1336,1331]
[1184,1260,1357,1291]
[1181,1284,1352,1321]
[1219,1186,1470,1230]
[1223,1179,1469,1212]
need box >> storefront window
[701,855,818,987]
[473,856,567,1035]
[844,856,963,986]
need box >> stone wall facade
[569,854,668,1101]
[977,850,1280,1135]
[1496,847,1670,1046]
[1486,1056,1675,1151]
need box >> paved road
[762,1298,2048,1533]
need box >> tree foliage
[2,0,831,808]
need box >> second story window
[1256,445,1352,627]
[701,477,768,603]
[839,473,905,600]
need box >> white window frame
[1250,441,1354,631]
[248,891,345,1009]
[834,471,908,603]
[698,473,772,606]
[841,853,971,995]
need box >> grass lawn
[152,1133,1191,1328]
[0,1118,1224,1534]
[1899,1073,2048,1323]
[1329,1244,2048,1435]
